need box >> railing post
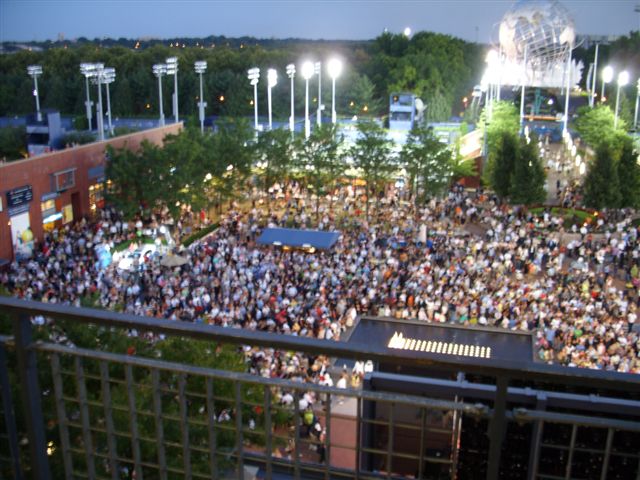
[0,342,23,479]
[486,376,508,480]
[12,312,51,480]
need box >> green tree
[296,124,346,219]
[574,104,627,152]
[583,143,621,209]
[0,126,27,161]
[401,124,453,204]
[486,131,519,200]
[510,137,546,205]
[254,128,295,207]
[617,137,640,209]
[350,121,395,220]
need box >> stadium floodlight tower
[286,64,296,133]
[267,68,278,130]
[80,62,96,132]
[247,67,260,131]
[301,61,315,138]
[327,58,343,124]
[602,66,614,102]
[315,61,322,126]
[166,57,179,123]
[614,70,629,128]
[91,63,106,141]
[194,60,208,133]
[152,64,167,126]
[102,67,116,136]
[27,65,43,122]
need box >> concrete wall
[0,123,182,260]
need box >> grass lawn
[529,207,595,229]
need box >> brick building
[0,123,182,261]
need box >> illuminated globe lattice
[499,0,575,70]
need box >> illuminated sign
[387,331,492,359]
[6,185,33,208]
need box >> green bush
[183,223,219,247]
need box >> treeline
[0,32,482,122]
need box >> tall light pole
[634,78,640,130]
[315,61,322,127]
[194,60,207,133]
[519,45,528,135]
[80,63,95,132]
[166,57,179,123]
[267,68,277,130]
[286,64,296,133]
[301,61,314,138]
[102,67,115,136]
[602,66,614,102]
[590,43,599,107]
[247,68,260,131]
[327,58,342,124]
[614,70,629,129]
[27,65,43,122]
[152,64,166,126]
[93,63,105,141]
[562,47,573,135]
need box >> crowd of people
[3,186,640,384]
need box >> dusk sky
[0,0,637,44]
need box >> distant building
[26,110,63,156]
[389,93,416,130]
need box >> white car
[117,244,156,271]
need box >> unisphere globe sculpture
[499,0,575,69]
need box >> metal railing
[0,296,639,480]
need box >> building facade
[0,123,182,261]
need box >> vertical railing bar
[528,420,544,480]
[417,407,426,480]
[178,374,192,480]
[99,361,119,480]
[12,313,51,480]
[234,381,244,480]
[205,378,217,479]
[386,402,394,480]
[293,390,302,479]
[0,343,23,480]
[125,364,144,480]
[151,369,167,480]
[75,357,96,479]
[324,392,331,480]
[564,424,577,480]
[450,398,463,480]
[486,376,508,480]
[51,353,73,480]
[264,387,273,479]
[599,428,614,480]
[355,395,362,480]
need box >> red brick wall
[0,123,182,260]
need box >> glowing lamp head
[153,63,167,76]
[403,27,411,37]
[194,60,207,74]
[301,61,314,80]
[618,70,629,86]
[327,58,343,79]
[602,66,614,84]
[27,65,42,76]
[267,68,278,88]
[286,63,296,78]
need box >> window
[89,183,105,211]
[54,169,76,191]
[41,199,56,218]
[62,204,73,224]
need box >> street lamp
[247,67,260,131]
[27,65,43,122]
[403,27,412,37]
[301,61,314,138]
[286,64,296,133]
[267,68,277,130]
[194,60,207,133]
[102,67,116,136]
[634,78,640,130]
[315,61,322,126]
[166,57,179,123]
[80,62,96,132]
[601,66,614,102]
[327,58,343,124]
[614,70,629,129]
[152,63,167,126]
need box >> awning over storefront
[257,228,340,250]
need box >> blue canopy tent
[257,228,340,250]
